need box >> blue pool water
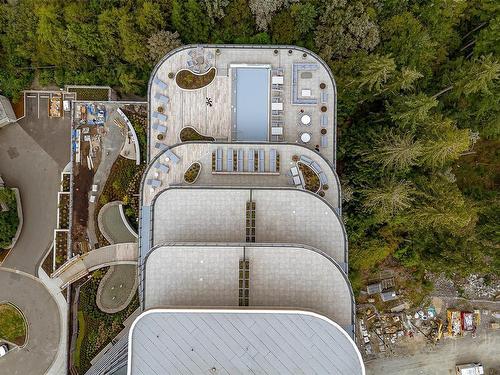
[234,68,269,141]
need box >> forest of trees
[1,0,498,299]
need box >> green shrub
[0,189,19,249]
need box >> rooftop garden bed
[55,230,68,269]
[95,157,144,246]
[42,247,54,275]
[298,162,320,193]
[120,106,147,163]
[67,87,110,101]
[175,67,216,90]
[61,173,70,192]
[75,270,139,373]
[184,162,201,184]
[58,193,70,229]
[0,303,27,346]
[179,126,215,142]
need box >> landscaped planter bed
[62,174,70,192]
[0,303,27,346]
[55,231,68,269]
[184,162,202,184]
[298,162,320,193]
[179,126,215,142]
[75,270,139,373]
[58,194,70,229]
[176,67,216,90]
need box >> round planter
[321,106,327,113]
[157,134,164,141]
[320,82,326,89]
[292,155,300,162]
[321,128,327,135]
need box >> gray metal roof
[129,309,364,375]
[152,188,346,264]
[144,245,353,329]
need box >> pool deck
[149,45,336,164]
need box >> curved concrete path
[52,242,138,289]
[0,268,60,375]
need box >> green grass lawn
[0,303,27,346]
[74,311,86,368]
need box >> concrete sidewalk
[38,268,68,375]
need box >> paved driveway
[0,92,70,275]
[366,330,500,374]
[0,268,60,375]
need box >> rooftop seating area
[212,147,280,174]
[142,143,340,208]
[292,63,319,105]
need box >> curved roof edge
[148,186,348,264]
[128,308,365,375]
[143,241,355,329]
[141,140,342,208]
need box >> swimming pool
[233,67,270,141]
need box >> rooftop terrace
[148,45,336,164]
[142,142,340,208]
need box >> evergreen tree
[363,179,416,219]
[368,131,422,171]
[357,54,396,92]
[389,93,438,127]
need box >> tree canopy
[0,0,498,299]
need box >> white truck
[456,363,484,375]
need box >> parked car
[0,344,8,357]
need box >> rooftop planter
[175,67,216,90]
[298,162,320,193]
[179,126,215,142]
[54,230,68,269]
[183,162,201,184]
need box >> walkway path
[0,268,61,375]
[52,242,138,288]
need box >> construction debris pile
[358,306,443,358]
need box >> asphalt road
[0,268,60,375]
[0,93,70,274]
[366,330,500,374]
